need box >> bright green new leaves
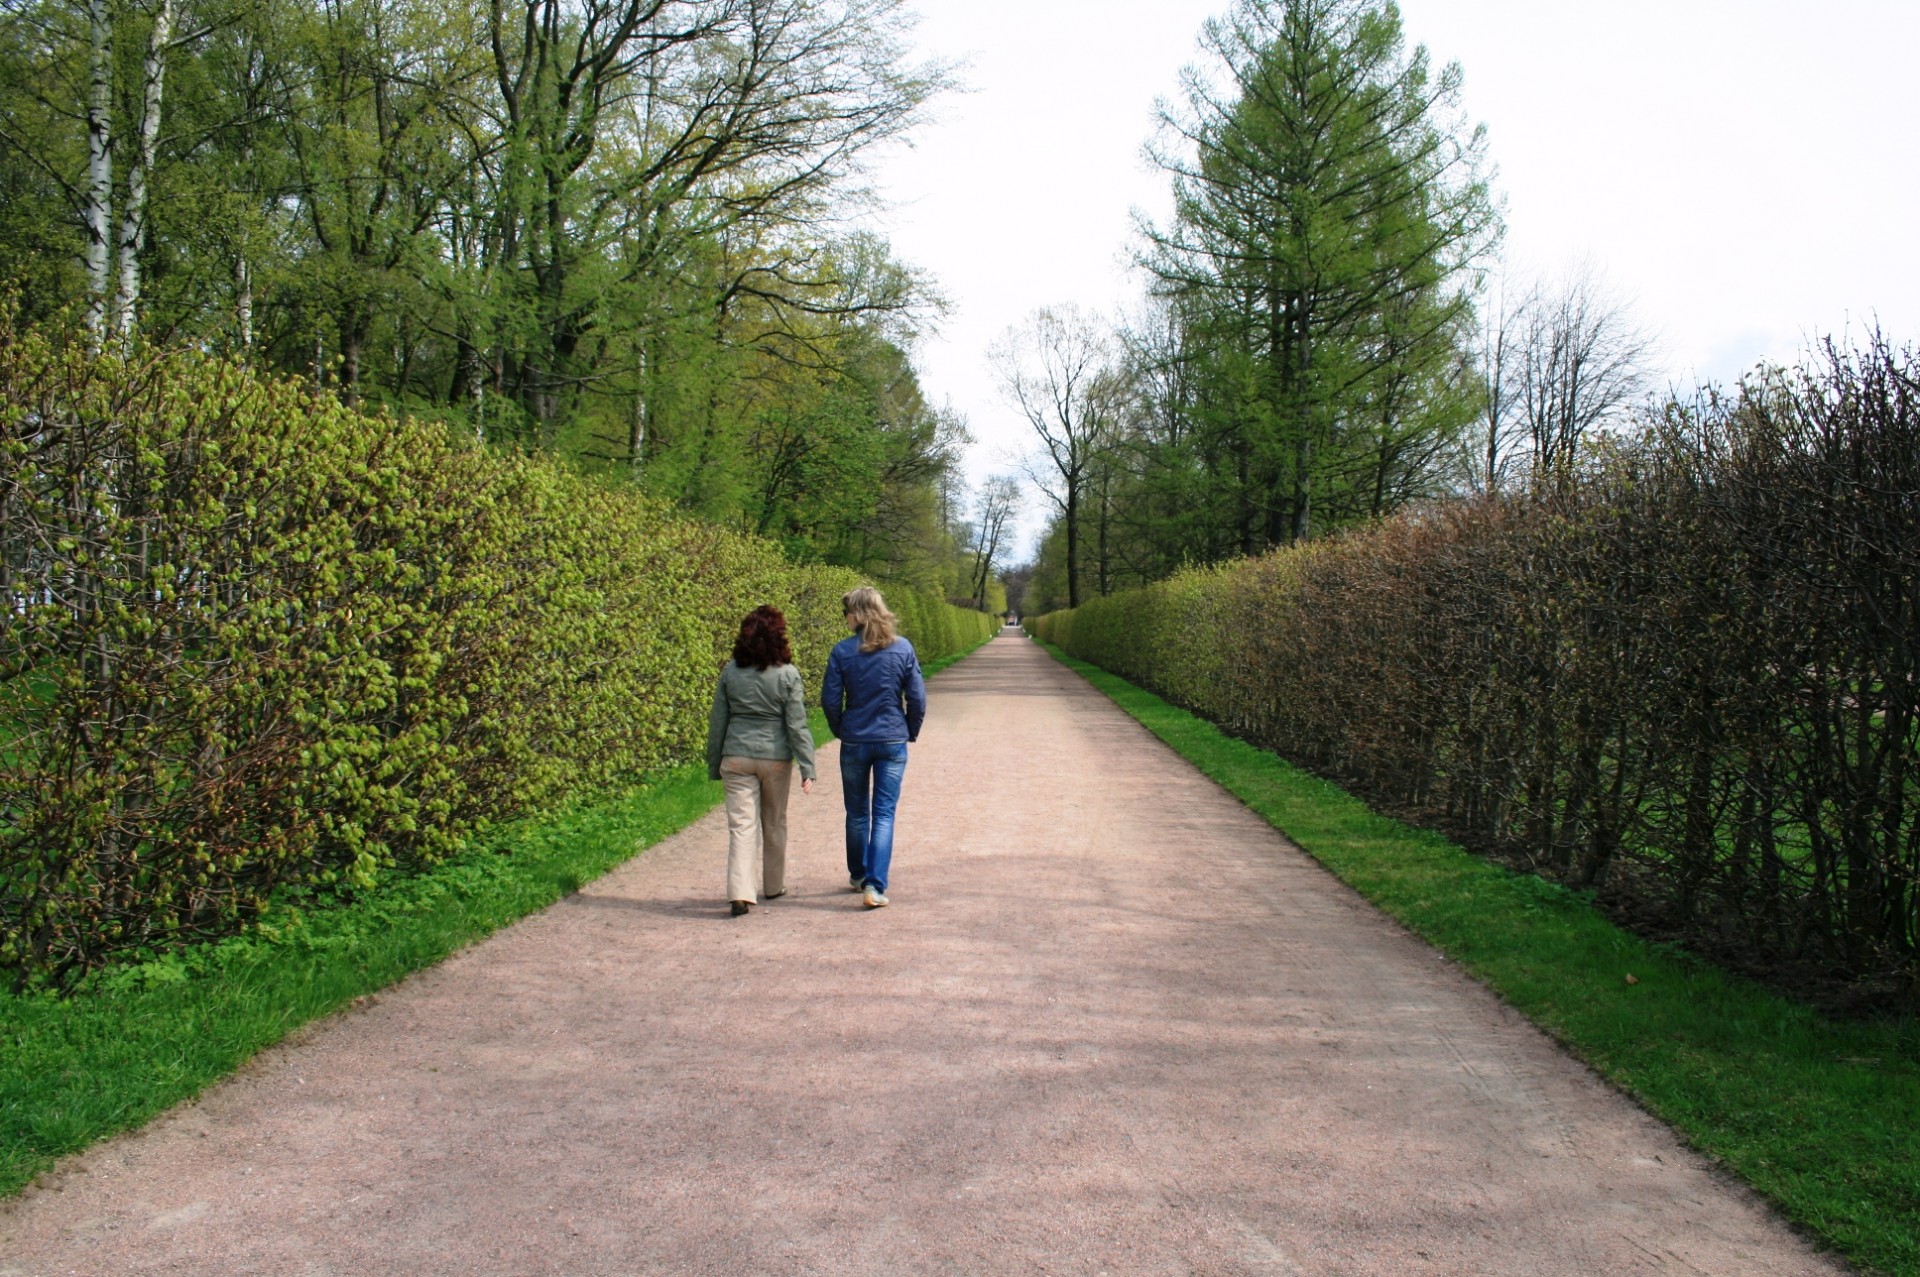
[0,0,962,580]
[0,326,990,987]
[1138,0,1498,550]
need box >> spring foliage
[1135,0,1497,553]
[1033,338,1920,1000]
[0,0,981,594]
[0,327,991,986]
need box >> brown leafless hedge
[1036,338,1920,1004]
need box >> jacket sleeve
[822,646,845,739]
[705,672,729,780]
[784,665,817,781]
[902,645,927,742]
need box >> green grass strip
[1044,643,1919,1277]
[0,638,988,1202]
[0,765,724,1200]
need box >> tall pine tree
[1140,0,1499,547]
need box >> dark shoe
[731,900,751,916]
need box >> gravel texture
[0,632,1848,1275]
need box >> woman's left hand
[801,777,814,795]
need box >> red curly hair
[732,604,793,670]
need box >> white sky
[858,0,1920,558]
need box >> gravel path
[1,632,1846,1276]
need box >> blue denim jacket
[822,635,926,743]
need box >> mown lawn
[1044,644,1919,1277]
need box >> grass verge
[0,638,990,1202]
[0,765,723,1200]
[1044,643,1919,1277]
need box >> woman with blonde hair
[707,605,816,916]
[822,586,926,908]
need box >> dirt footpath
[1,633,1846,1276]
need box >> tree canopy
[0,0,982,591]
[1131,0,1499,551]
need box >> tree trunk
[85,0,114,341]
[234,252,252,351]
[339,309,368,409]
[112,0,175,341]
[1065,482,1080,608]
[628,341,648,472]
[1290,434,1312,543]
[1286,305,1313,543]
[1096,474,1110,596]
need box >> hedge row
[0,327,991,986]
[1032,339,1920,1002]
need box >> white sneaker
[862,886,889,909]
[849,875,865,892]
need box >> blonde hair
[843,586,898,654]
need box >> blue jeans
[840,740,908,892]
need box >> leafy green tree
[0,9,88,324]
[1139,0,1498,547]
[0,0,972,588]
[476,0,941,436]
[255,0,488,403]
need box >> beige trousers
[720,756,793,903]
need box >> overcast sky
[855,0,1920,557]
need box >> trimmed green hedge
[0,328,990,986]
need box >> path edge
[0,637,999,1203]
[1037,639,1888,1277]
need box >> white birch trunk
[471,349,486,442]
[234,251,252,351]
[112,0,174,342]
[84,0,114,341]
[628,341,647,472]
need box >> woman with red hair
[706,605,817,916]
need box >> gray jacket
[706,661,817,781]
